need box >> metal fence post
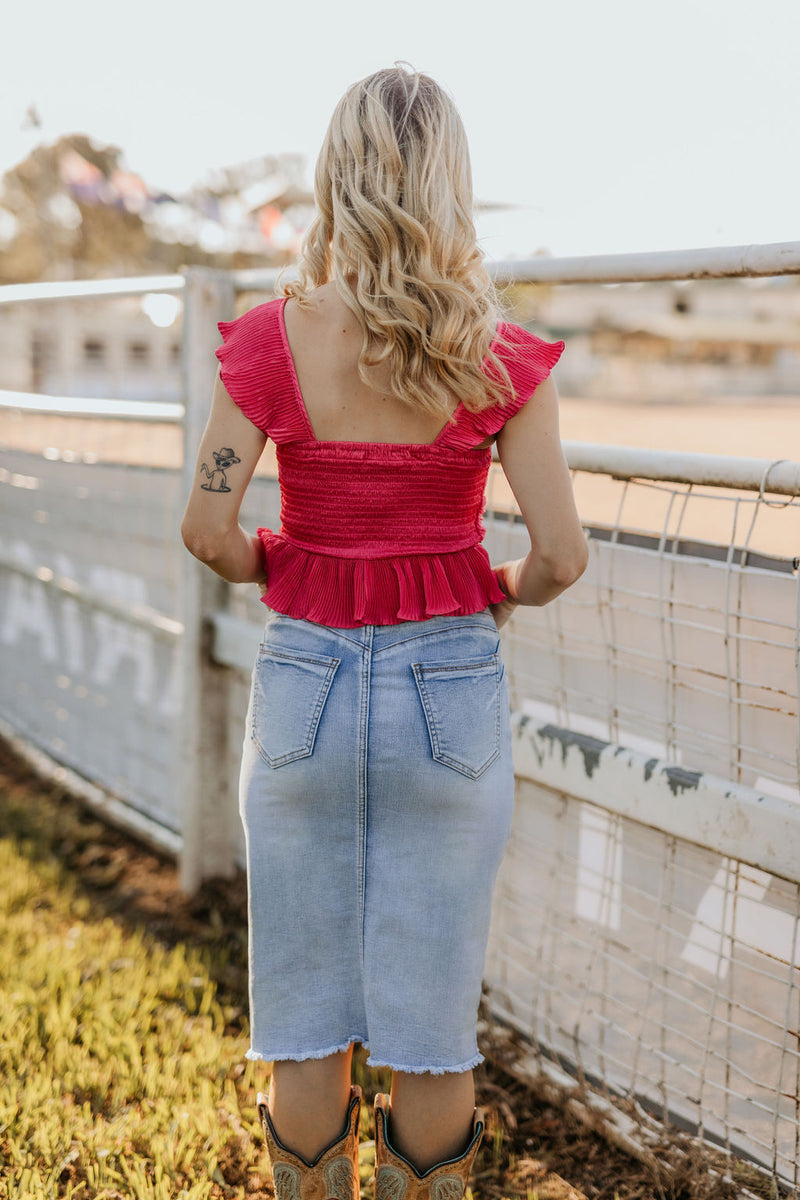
[179,266,237,894]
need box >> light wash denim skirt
[238,605,515,1074]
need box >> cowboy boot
[373,1092,485,1200]
[257,1083,362,1200]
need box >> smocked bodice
[215,296,564,627]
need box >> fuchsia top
[215,296,565,628]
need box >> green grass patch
[0,793,269,1197]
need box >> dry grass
[0,737,769,1199]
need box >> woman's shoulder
[283,283,358,330]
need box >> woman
[181,65,587,1200]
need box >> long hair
[282,65,513,420]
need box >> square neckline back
[276,296,500,452]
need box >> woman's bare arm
[494,374,588,606]
[181,367,269,584]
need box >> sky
[1,0,799,260]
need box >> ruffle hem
[257,531,508,627]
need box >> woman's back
[283,283,492,449]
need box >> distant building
[1,275,798,407]
[0,296,182,402]
[529,278,800,400]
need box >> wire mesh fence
[481,458,800,1192]
[484,784,800,1189]
[486,464,800,797]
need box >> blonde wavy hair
[282,65,514,420]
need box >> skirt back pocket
[412,653,502,779]
[252,643,341,768]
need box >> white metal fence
[1,246,799,1191]
[483,470,800,1188]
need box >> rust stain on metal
[537,724,610,779]
[642,758,702,795]
[663,766,702,796]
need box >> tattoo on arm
[199,447,241,493]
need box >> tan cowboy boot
[257,1084,362,1200]
[373,1092,485,1200]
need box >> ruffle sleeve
[214,301,272,432]
[215,297,304,439]
[443,323,565,450]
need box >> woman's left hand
[490,559,521,628]
[489,595,518,630]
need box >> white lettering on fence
[54,552,85,673]
[571,796,798,975]
[1,540,179,714]
[88,566,155,705]
[0,541,58,661]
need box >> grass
[1,809,267,1198]
[0,737,758,1200]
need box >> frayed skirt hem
[245,1036,368,1063]
[365,1050,484,1074]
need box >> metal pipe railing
[0,273,185,304]
[1,237,799,309]
[0,389,184,421]
[227,239,800,291]
[559,442,800,497]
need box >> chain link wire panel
[484,783,800,1188]
[481,464,800,1190]
[486,462,800,790]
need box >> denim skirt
[238,605,515,1074]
